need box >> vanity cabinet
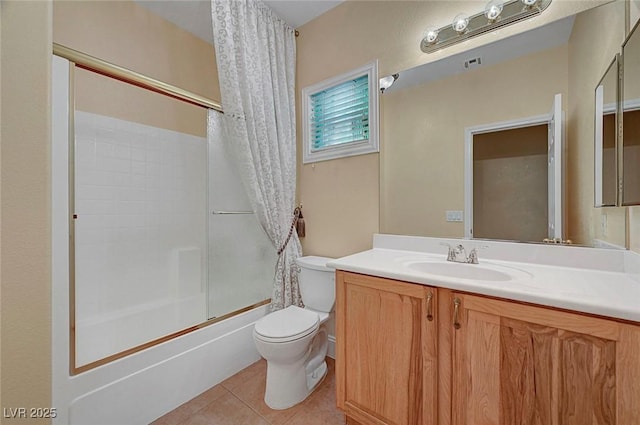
[336,271,438,425]
[450,292,640,425]
[336,271,640,425]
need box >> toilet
[253,256,335,410]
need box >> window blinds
[309,74,369,150]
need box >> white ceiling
[265,1,343,28]
[135,0,343,45]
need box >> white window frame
[302,61,379,164]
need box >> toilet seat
[254,306,319,343]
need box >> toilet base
[306,361,327,391]
[255,313,330,411]
[264,358,328,410]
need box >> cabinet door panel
[452,294,627,425]
[336,272,437,425]
[558,330,616,425]
[499,318,557,425]
[467,310,500,425]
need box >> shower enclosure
[207,117,276,319]
[64,46,275,371]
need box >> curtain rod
[52,43,223,113]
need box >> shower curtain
[211,0,302,310]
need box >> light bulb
[452,13,469,33]
[484,0,503,21]
[379,74,399,93]
[521,0,538,6]
[423,26,439,44]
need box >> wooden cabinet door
[450,293,640,425]
[336,271,438,425]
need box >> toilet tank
[296,256,335,313]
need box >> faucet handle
[439,242,456,261]
[467,245,487,264]
[467,249,479,264]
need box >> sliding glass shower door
[68,63,274,372]
[207,112,275,319]
[72,67,209,368]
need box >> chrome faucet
[440,243,482,264]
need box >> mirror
[623,19,640,205]
[381,0,628,248]
[594,55,619,208]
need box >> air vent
[464,57,482,69]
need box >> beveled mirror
[380,0,628,248]
[622,19,640,205]
[594,55,619,208]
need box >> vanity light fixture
[423,26,439,44]
[420,0,551,53]
[452,13,470,33]
[379,73,399,93]
[484,0,504,21]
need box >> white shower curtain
[211,0,302,310]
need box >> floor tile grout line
[219,361,266,393]
[156,358,340,425]
[226,390,274,424]
[226,382,321,425]
[171,386,232,425]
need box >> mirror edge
[594,54,620,208]
[620,17,640,206]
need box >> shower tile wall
[74,111,207,366]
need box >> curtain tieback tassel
[296,208,305,238]
[277,206,303,256]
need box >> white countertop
[326,235,640,323]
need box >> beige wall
[592,207,627,247]
[1,1,52,423]
[53,0,219,102]
[75,67,208,138]
[55,1,218,138]
[381,45,568,238]
[296,0,607,257]
[567,0,626,246]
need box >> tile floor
[151,357,345,425]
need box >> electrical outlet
[446,210,463,222]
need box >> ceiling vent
[464,57,482,70]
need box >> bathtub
[54,295,267,425]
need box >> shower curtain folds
[211,0,302,310]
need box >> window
[302,62,379,163]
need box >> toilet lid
[254,305,319,342]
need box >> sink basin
[405,260,532,282]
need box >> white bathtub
[54,298,267,425]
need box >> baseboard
[327,334,336,359]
